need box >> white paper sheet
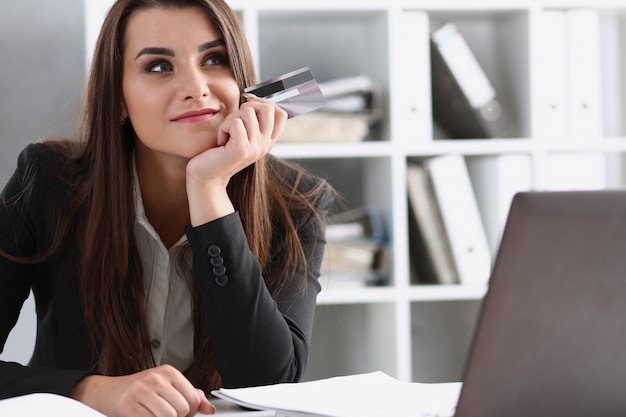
[212,371,461,417]
[0,393,106,416]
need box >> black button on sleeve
[215,275,229,287]
[210,255,224,267]
[213,265,226,276]
[207,244,228,286]
[207,245,221,257]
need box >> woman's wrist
[186,179,235,226]
[70,374,105,408]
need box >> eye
[203,53,228,67]
[146,60,173,73]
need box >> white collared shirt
[132,163,194,372]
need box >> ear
[120,104,128,120]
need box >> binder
[536,10,569,141]
[430,22,511,139]
[466,154,533,253]
[566,9,602,140]
[389,10,432,143]
[536,9,603,141]
[407,163,459,285]
[425,154,491,285]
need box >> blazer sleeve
[0,144,92,399]
[185,184,333,388]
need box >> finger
[124,403,156,417]
[219,100,278,159]
[240,100,282,146]
[271,105,288,141]
[218,117,247,154]
[251,101,277,140]
[241,92,259,101]
[116,391,157,417]
[164,367,207,415]
[129,380,182,417]
[133,365,198,417]
[194,390,216,416]
[217,115,247,147]
[143,393,181,417]
[238,105,263,143]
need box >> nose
[177,67,210,101]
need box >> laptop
[454,190,626,417]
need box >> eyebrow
[134,39,226,60]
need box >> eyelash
[144,52,228,73]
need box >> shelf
[408,284,488,302]
[405,138,534,157]
[538,137,626,153]
[316,284,487,305]
[316,286,398,305]
[272,141,393,159]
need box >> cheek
[125,85,166,121]
[123,85,171,149]
[217,79,243,113]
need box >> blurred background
[0,0,85,363]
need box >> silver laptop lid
[455,190,626,417]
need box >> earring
[120,116,127,125]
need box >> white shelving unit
[84,0,626,383]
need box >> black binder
[430,22,512,139]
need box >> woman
[0,0,333,415]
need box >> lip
[171,108,218,123]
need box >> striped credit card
[244,67,326,118]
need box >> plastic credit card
[244,67,326,118]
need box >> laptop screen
[455,190,626,417]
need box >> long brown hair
[4,0,329,392]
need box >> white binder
[536,10,568,141]
[426,154,491,285]
[566,9,603,140]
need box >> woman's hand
[186,96,288,226]
[71,364,215,417]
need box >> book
[424,155,491,285]
[317,75,376,112]
[321,206,389,288]
[430,22,512,139]
[321,239,388,285]
[323,240,387,273]
[325,206,386,243]
[406,163,459,285]
[212,371,462,417]
[279,112,372,143]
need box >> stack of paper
[212,371,462,417]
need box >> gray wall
[0,0,85,363]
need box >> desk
[211,398,275,416]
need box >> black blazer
[0,143,332,399]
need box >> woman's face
[122,6,240,162]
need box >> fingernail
[241,92,258,100]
